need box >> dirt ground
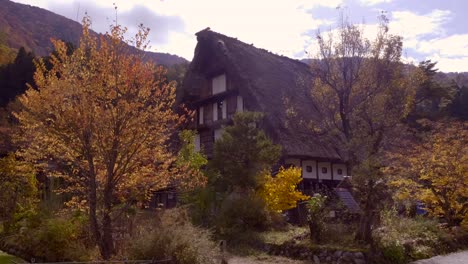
[411,250,468,264]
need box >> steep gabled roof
[183,29,339,160]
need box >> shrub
[374,209,451,262]
[381,241,406,264]
[215,193,271,241]
[306,194,327,243]
[3,213,93,262]
[128,209,219,264]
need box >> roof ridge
[195,28,310,70]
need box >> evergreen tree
[410,60,456,121]
[0,47,35,106]
[450,85,468,120]
[210,112,281,192]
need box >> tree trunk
[99,183,115,260]
[308,220,322,243]
[356,211,373,243]
[89,174,101,246]
[355,180,374,244]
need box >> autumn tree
[388,121,468,226]
[0,153,37,232]
[307,15,415,242]
[14,17,191,259]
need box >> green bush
[381,241,406,264]
[3,213,93,262]
[215,194,271,240]
[128,209,219,264]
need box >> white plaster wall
[302,160,317,179]
[332,163,347,181]
[212,74,226,94]
[318,162,332,180]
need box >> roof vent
[217,40,228,55]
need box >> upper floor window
[198,106,204,125]
[213,100,227,121]
[212,74,226,95]
[236,95,244,113]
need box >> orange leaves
[15,17,186,206]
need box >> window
[212,74,226,95]
[198,107,204,125]
[214,128,224,141]
[213,101,226,121]
[337,169,343,175]
[194,134,201,152]
[306,166,313,173]
[217,101,223,120]
[322,167,328,174]
[236,96,244,112]
[213,102,218,121]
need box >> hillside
[0,0,188,66]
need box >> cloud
[418,34,468,58]
[12,0,337,60]
[148,0,335,59]
[299,0,343,9]
[359,0,392,6]
[119,5,185,45]
[413,34,468,72]
[428,54,468,73]
[389,9,451,50]
[13,0,466,72]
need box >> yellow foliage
[388,121,468,226]
[258,167,310,213]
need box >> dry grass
[259,226,308,245]
[0,251,25,264]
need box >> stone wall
[265,242,367,264]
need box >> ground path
[412,251,468,264]
[227,255,307,264]
[0,251,24,264]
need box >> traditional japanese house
[181,28,350,193]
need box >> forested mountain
[0,0,188,66]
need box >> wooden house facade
[181,28,349,191]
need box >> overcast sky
[12,0,467,72]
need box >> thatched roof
[182,29,340,160]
